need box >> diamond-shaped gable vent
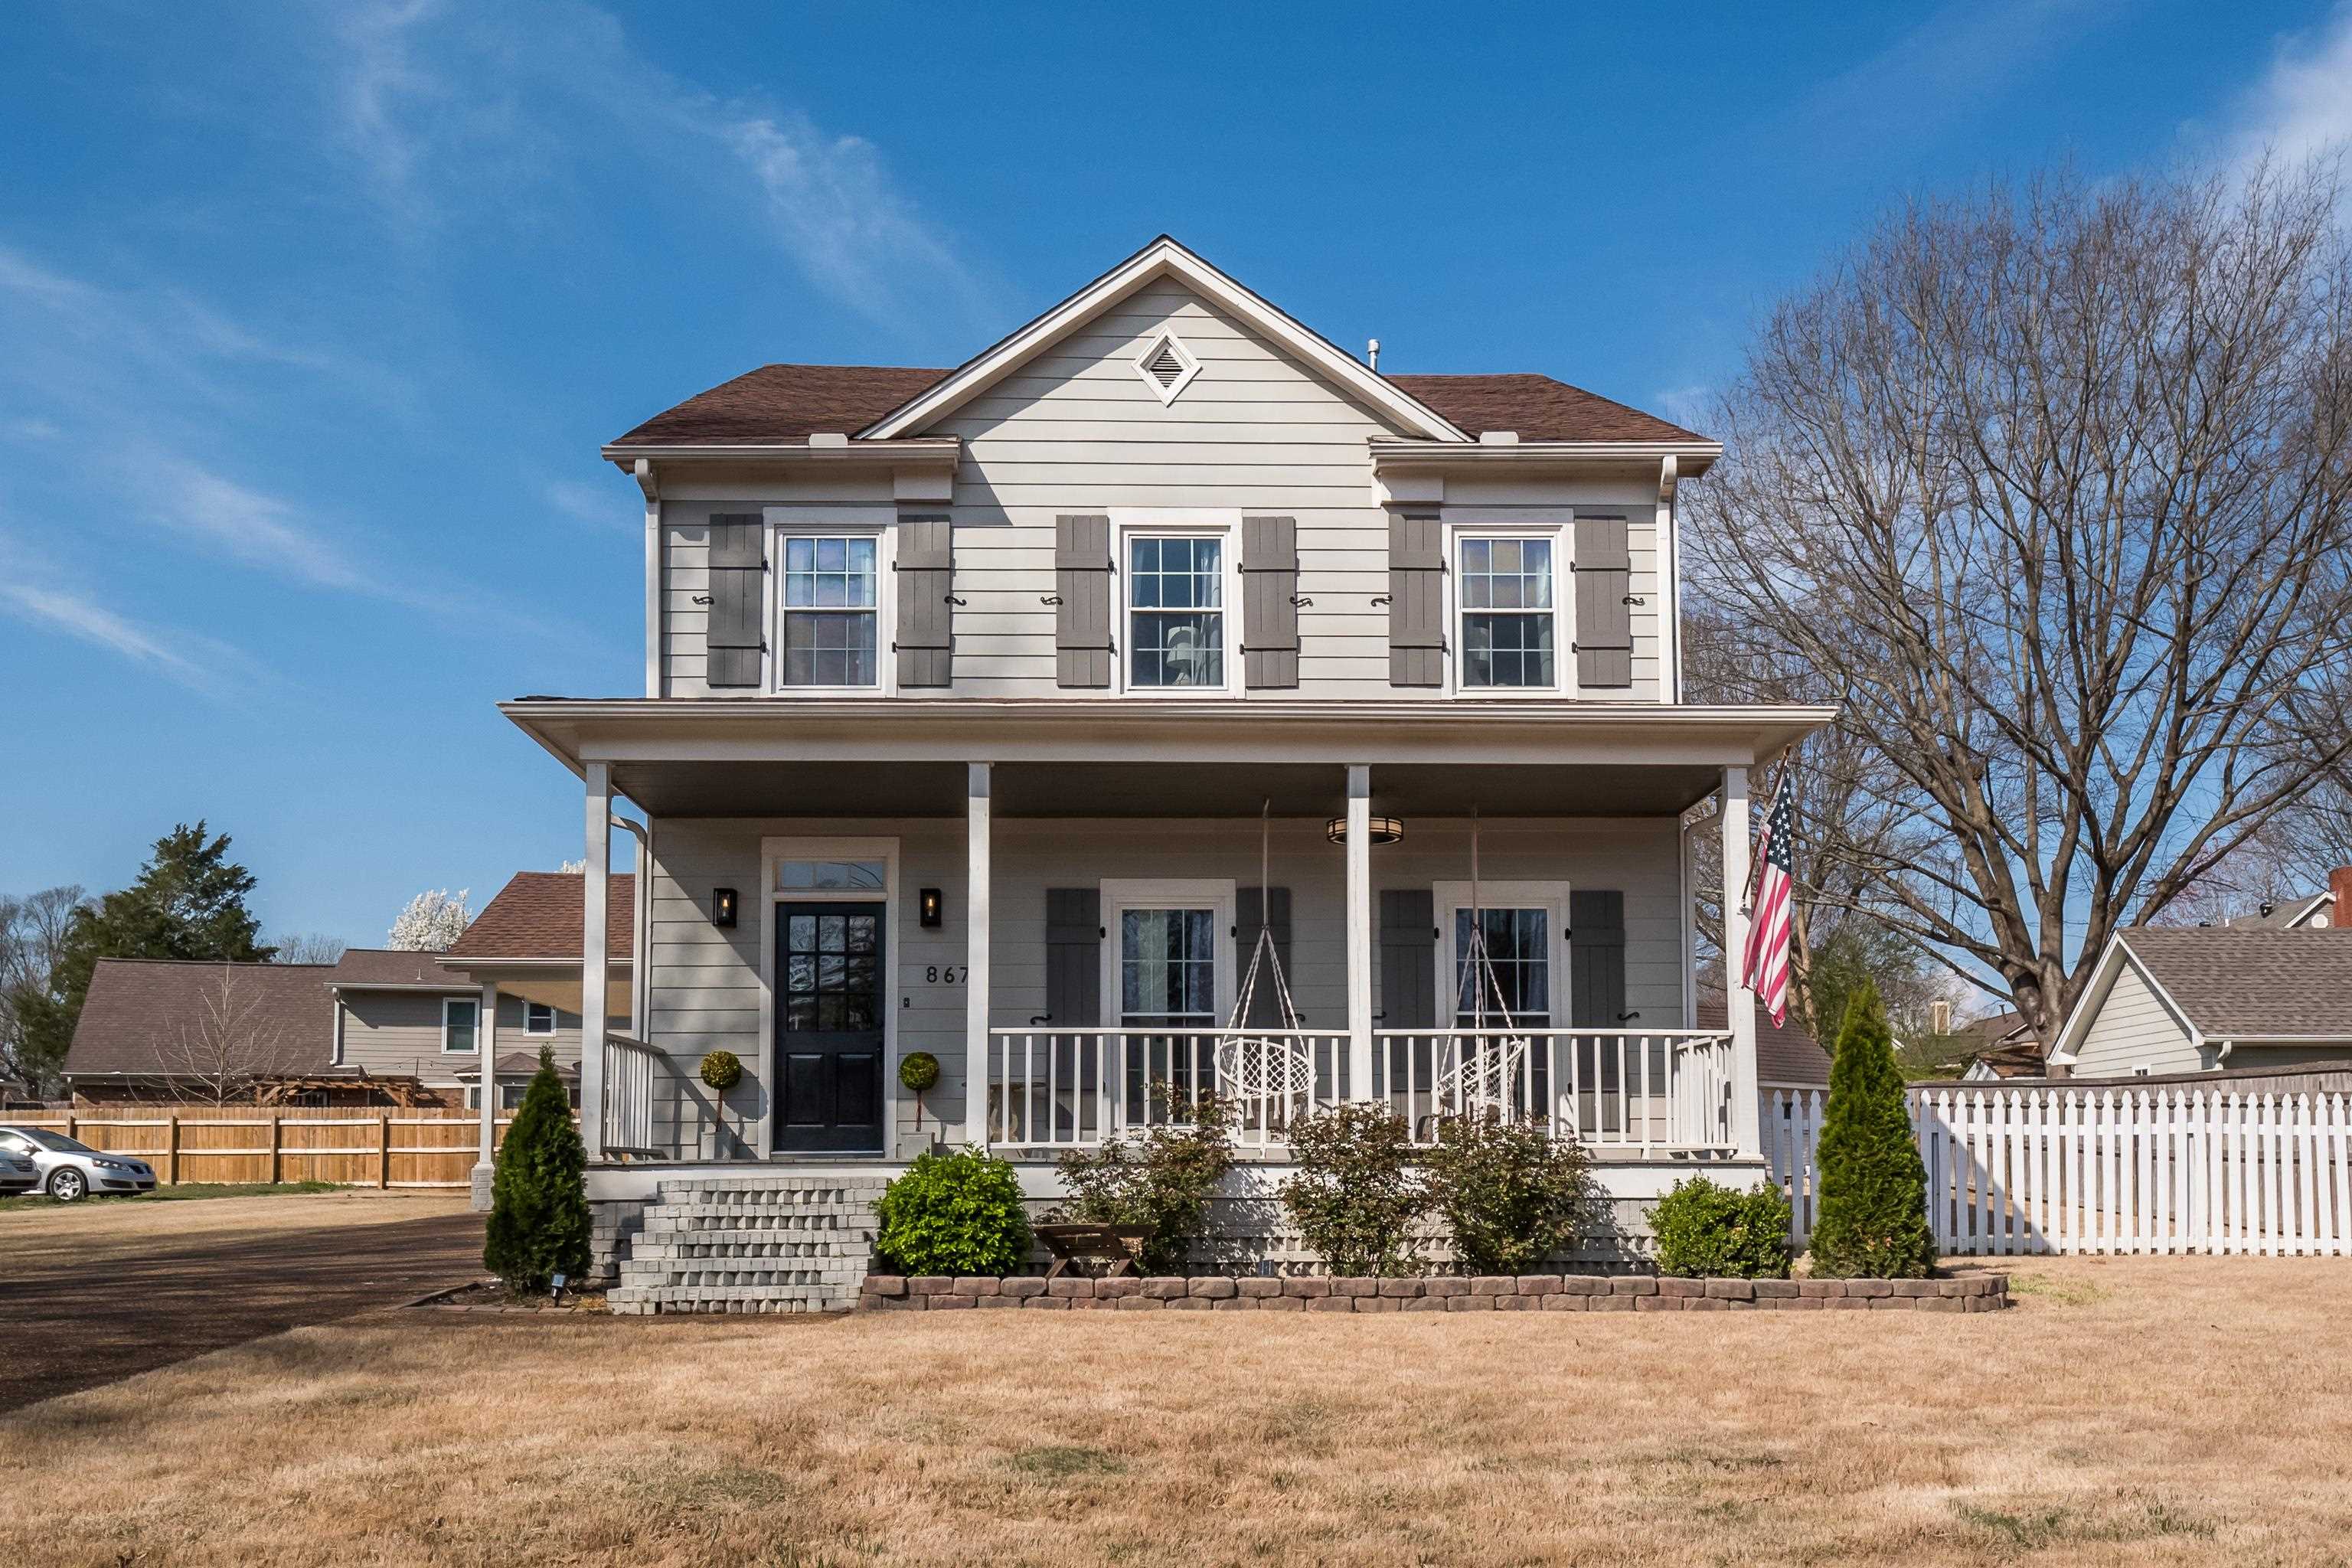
[1132,332,1200,404]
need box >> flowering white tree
[387,889,472,952]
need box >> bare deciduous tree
[1687,160,2352,1049]
[271,932,348,965]
[158,963,292,1104]
[0,886,90,1093]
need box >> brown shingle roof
[441,873,634,963]
[1696,998,1834,1086]
[2120,927,2352,1039]
[63,959,332,1080]
[330,948,475,988]
[608,364,1706,449]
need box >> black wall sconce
[919,887,943,928]
[711,887,738,928]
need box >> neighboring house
[438,871,635,1108]
[1955,1011,2047,1080]
[2048,925,2352,1079]
[2220,890,2334,929]
[1697,998,1833,1087]
[504,236,1834,1298]
[60,893,612,1104]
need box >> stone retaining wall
[858,1271,2010,1313]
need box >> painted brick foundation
[857,1271,2011,1313]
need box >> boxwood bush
[1279,1102,1426,1276]
[1648,1176,1792,1279]
[1421,1112,1601,1275]
[874,1148,1033,1276]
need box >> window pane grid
[1128,535,1224,688]
[1459,537,1557,689]
[781,535,879,688]
[1454,908,1550,1025]
[1120,908,1217,1026]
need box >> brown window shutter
[1573,515,1633,688]
[893,514,954,689]
[1387,514,1444,687]
[1054,514,1113,688]
[1240,514,1299,689]
[704,514,765,688]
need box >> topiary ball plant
[898,1050,942,1134]
[700,1050,743,1158]
[875,1148,1033,1276]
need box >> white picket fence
[1762,1085,2352,1257]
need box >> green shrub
[875,1148,1033,1276]
[1279,1102,1425,1276]
[1053,1085,1235,1274]
[1422,1113,1602,1275]
[1809,980,1937,1279]
[1649,1176,1792,1279]
[483,1047,591,1293]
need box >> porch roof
[500,699,1834,818]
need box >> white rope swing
[1214,801,1317,1116]
[1439,808,1531,1122]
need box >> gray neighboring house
[2048,924,2352,1080]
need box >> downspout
[1660,455,1682,703]
[2215,1038,2233,1071]
[610,814,651,1038]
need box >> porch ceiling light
[1325,815,1404,846]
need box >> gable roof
[1696,998,1834,1086]
[440,873,634,964]
[2221,890,2333,929]
[330,948,476,988]
[2113,926,2352,1040]
[606,238,1709,454]
[63,959,332,1080]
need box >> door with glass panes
[1100,883,1233,1122]
[775,902,886,1152]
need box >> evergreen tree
[1808,980,1937,1278]
[484,1047,592,1293]
[16,823,273,1083]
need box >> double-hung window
[1457,535,1559,690]
[442,998,479,1055]
[779,535,880,689]
[524,1001,556,1036]
[1126,534,1225,689]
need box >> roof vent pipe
[1367,338,1380,371]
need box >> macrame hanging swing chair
[1213,801,1317,1122]
[1438,809,1533,1122]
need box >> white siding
[643,812,1684,1152]
[2067,956,2201,1077]
[648,279,1673,702]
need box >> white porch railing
[1375,1029,1737,1155]
[984,1028,1348,1149]
[981,1026,1736,1155]
[602,1034,668,1158]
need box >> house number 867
[926,966,965,984]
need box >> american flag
[1740,781,1795,1027]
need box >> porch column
[1720,765,1762,1157]
[1345,763,1374,1099]
[964,762,992,1148]
[582,761,612,1161]
[472,982,500,1205]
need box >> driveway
[3,1204,484,1413]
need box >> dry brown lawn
[5,1256,2350,1566]
[0,1189,468,1269]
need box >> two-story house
[505,238,1831,1307]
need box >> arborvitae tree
[484,1047,591,1293]
[1808,980,1936,1278]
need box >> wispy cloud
[313,0,995,335]
[0,533,256,697]
[543,476,631,532]
[2219,2,2352,174]
[135,458,371,593]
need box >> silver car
[0,1146,35,1195]
[0,1125,156,1201]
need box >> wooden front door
[776,901,886,1152]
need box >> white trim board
[860,237,1470,444]
[1431,880,1574,1027]
[758,836,902,1158]
[1096,878,1239,1031]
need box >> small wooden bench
[1034,1223,1152,1280]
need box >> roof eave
[1370,439,1721,475]
[601,436,961,470]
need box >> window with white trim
[1457,534,1559,689]
[1125,534,1226,688]
[779,534,880,688]
[524,1001,556,1036]
[441,997,479,1055]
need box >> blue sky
[2,0,2348,946]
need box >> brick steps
[606,1175,883,1315]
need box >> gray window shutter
[1240,515,1299,689]
[705,514,765,688]
[1236,887,1293,1026]
[1569,890,1626,1028]
[1054,514,1113,688]
[1044,888,1102,1028]
[1378,889,1436,1030]
[1387,514,1444,687]
[893,514,954,688]
[1573,516,1633,689]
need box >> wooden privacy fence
[11,1108,516,1188]
[1763,1086,2352,1257]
